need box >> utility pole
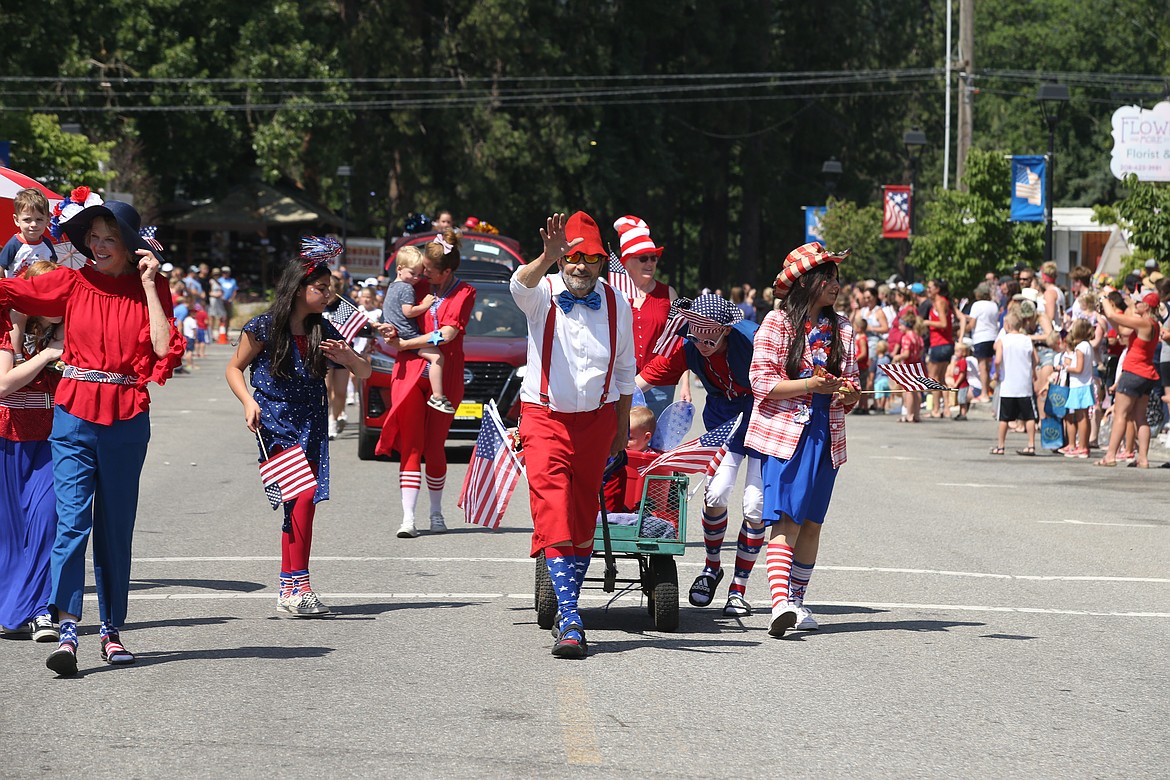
[955,0,974,191]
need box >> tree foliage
[910,149,1042,297]
[818,198,900,285]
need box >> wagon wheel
[535,552,557,630]
[647,555,679,632]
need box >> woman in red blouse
[0,201,183,676]
[922,278,956,418]
[375,229,476,538]
[612,216,689,417]
[1098,291,1161,467]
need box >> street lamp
[336,164,352,258]
[821,157,843,198]
[903,128,927,237]
[1037,83,1069,264]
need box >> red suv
[358,236,528,460]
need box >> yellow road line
[556,675,602,766]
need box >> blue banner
[1010,155,1046,223]
[0,141,9,168]
[804,206,827,243]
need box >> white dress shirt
[510,270,636,412]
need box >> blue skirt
[0,438,56,628]
[1064,384,1095,411]
[758,396,838,526]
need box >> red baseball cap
[1140,291,1161,309]
[564,211,606,257]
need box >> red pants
[520,402,616,557]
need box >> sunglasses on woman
[685,333,724,348]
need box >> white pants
[703,451,763,521]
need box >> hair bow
[433,233,454,253]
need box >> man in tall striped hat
[511,212,636,659]
[636,294,766,618]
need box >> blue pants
[49,407,150,627]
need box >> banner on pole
[803,206,827,244]
[881,186,911,239]
[1010,155,1046,223]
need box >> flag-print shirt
[744,309,858,467]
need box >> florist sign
[1111,101,1170,182]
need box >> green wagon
[535,473,690,632]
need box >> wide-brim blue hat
[61,200,160,261]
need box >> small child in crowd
[1059,318,1096,457]
[182,308,198,372]
[194,303,209,358]
[894,312,924,423]
[382,246,454,414]
[872,341,892,413]
[853,319,870,414]
[1,188,56,278]
[992,311,1038,455]
[947,342,972,420]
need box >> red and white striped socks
[765,541,795,615]
[727,523,765,598]
[426,472,445,514]
[400,470,421,524]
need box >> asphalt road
[1,342,1167,779]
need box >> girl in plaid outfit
[744,243,860,638]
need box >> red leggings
[281,490,315,572]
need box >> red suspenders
[538,277,618,410]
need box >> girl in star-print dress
[226,249,373,617]
[744,242,860,639]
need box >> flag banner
[324,295,371,344]
[881,362,949,392]
[605,251,640,301]
[259,444,318,509]
[459,401,525,529]
[1010,155,1046,222]
[804,206,827,244]
[638,414,743,478]
[651,308,687,356]
[881,186,912,239]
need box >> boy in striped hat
[636,294,765,617]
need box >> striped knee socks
[788,561,815,606]
[727,523,766,597]
[765,541,795,614]
[701,509,728,575]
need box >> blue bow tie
[557,289,602,314]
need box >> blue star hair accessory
[299,235,343,275]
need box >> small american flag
[459,401,525,529]
[882,362,949,392]
[139,226,165,254]
[259,444,318,509]
[638,414,742,478]
[324,296,371,344]
[606,251,640,301]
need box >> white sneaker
[768,604,799,638]
[429,511,448,533]
[396,522,419,539]
[276,590,330,617]
[327,417,338,440]
[793,604,819,631]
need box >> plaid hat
[772,242,849,300]
[612,215,663,261]
[564,211,605,256]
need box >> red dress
[0,331,59,442]
[375,279,476,461]
[631,281,672,372]
[0,267,183,424]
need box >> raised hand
[539,213,584,263]
[136,248,160,285]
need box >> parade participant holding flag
[511,212,636,659]
[0,200,184,676]
[636,294,766,618]
[375,228,476,538]
[226,239,373,618]
[745,242,860,639]
[611,215,688,417]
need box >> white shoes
[768,604,799,638]
[794,604,819,631]
[429,511,448,533]
[396,522,419,539]
[327,417,338,440]
[276,590,330,617]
